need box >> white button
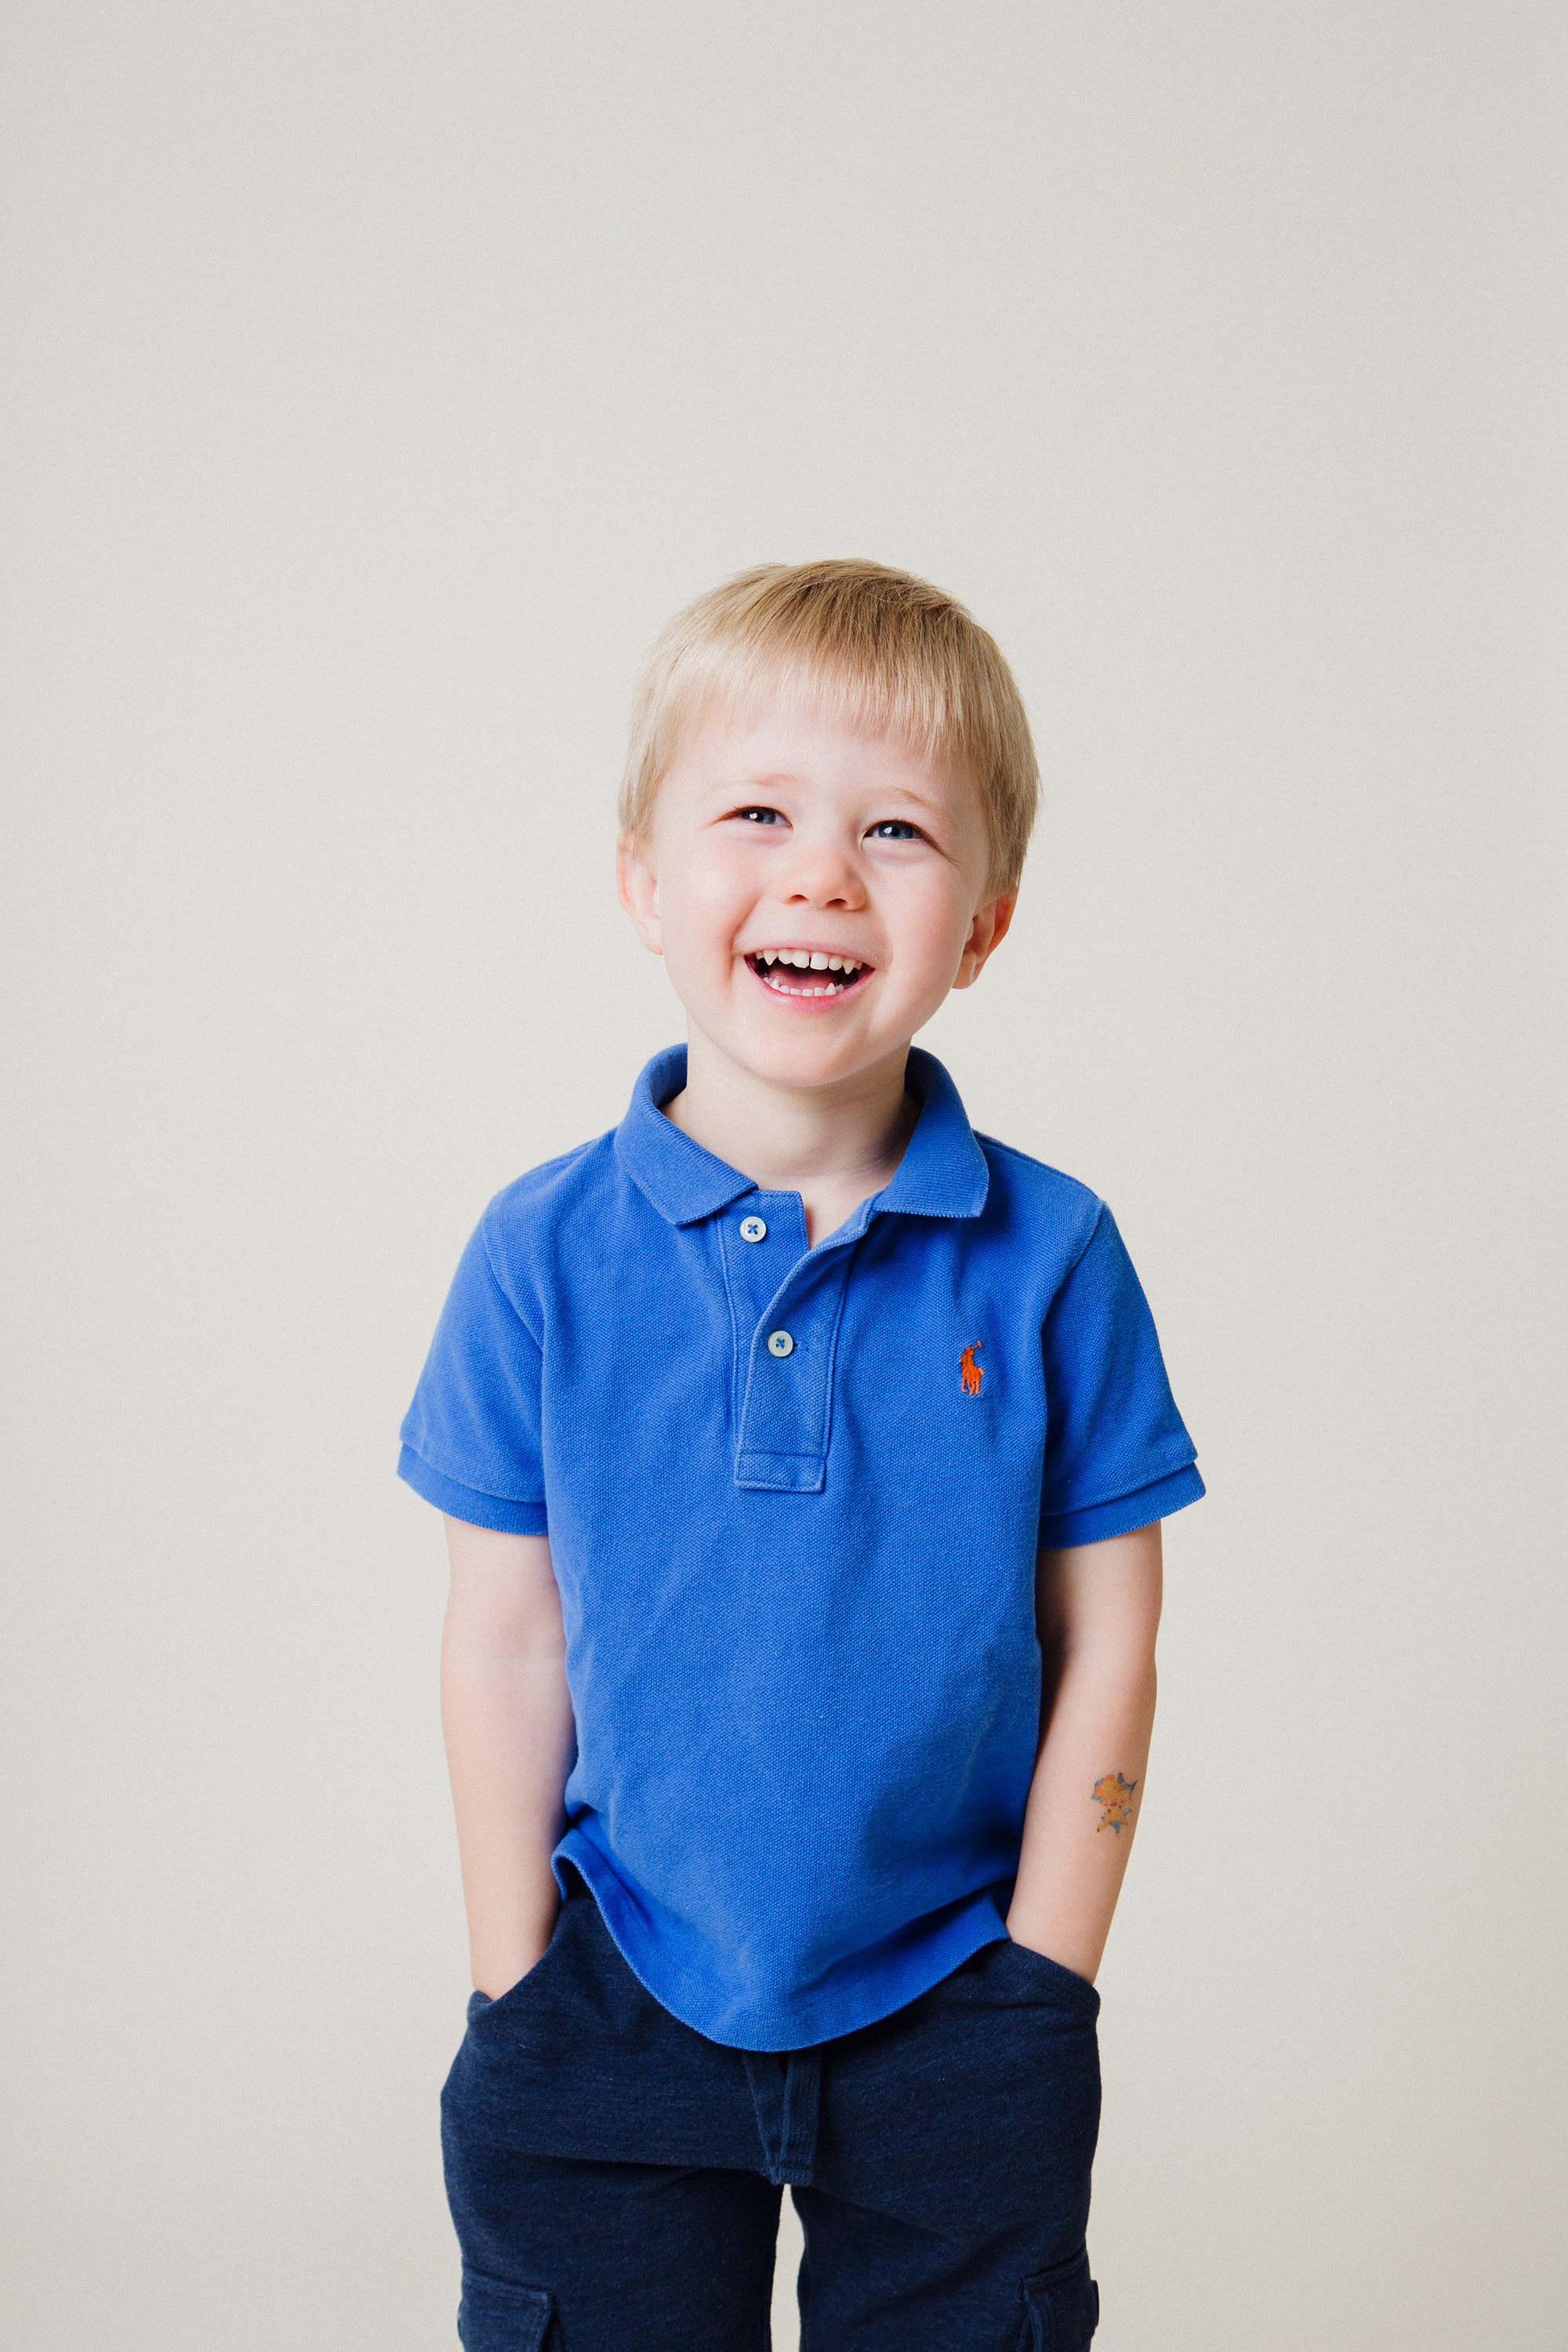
[739,1215,768,1243]
[767,1330,794,1358]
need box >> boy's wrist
[1004,1910,1101,1986]
[470,1888,562,2000]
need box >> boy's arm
[1004,1523,1163,1984]
[440,1516,577,1999]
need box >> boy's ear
[615,833,662,955]
[953,890,1017,989]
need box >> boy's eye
[868,819,923,841]
[730,805,785,825]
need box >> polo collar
[613,1044,990,1232]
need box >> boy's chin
[690,1010,913,1088]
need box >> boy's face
[616,688,1015,1096]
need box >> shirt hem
[554,1833,1012,2050]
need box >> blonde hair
[618,560,1040,898]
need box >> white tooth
[827,956,843,971]
[787,949,808,967]
[810,952,829,970]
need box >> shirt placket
[718,1197,858,1495]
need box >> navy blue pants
[442,1873,1102,2350]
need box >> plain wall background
[4,4,1564,2346]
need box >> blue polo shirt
[399,1043,1203,2049]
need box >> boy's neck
[660,1030,922,1219]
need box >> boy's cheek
[659,870,756,970]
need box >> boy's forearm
[441,1643,575,1995]
[1006,1526,1163,1984]
[440,1522,577,1999]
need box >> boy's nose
[777,836,866,910]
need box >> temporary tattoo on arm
[1092,1772,1138,1834]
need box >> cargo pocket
[457,2268,556,2350]
[1021,2246,1098,2350]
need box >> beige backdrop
[4,5,1564,2347]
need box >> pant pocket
[458,2267,556,2350]
[1021,2246,1098,2350]
[1003,1939,1102,2019]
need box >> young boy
[398,561,1203,2352]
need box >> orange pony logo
[960,1342,984,1396]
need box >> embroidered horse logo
[960,1342,984,1396]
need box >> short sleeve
[1037,1203,1204,1549]
[397,1216,549,1534]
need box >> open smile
[745,949,875,1003]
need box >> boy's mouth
[746,949,873,1000]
